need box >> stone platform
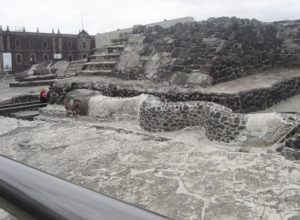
[50,68,300,113]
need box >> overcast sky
[1,0,300,35]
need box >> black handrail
[0,156,170,220]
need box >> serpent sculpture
[64,90,300,151]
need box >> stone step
[19,74,58,82]
[67,67,83,70]
[111,38,129,45]
[84,61,117,66]
[83,61,116,71]
[111,37,129,43]
[10,80,55,87]
[79,70,112,76]
[105,44,125,49]
[89,53,121,58]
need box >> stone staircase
[80,37,129,76]
[65,59,87,77]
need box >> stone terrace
[49,68,300,113]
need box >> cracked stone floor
[0,110,300,220]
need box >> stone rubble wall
[276,20,300,68]
[239,76,300,113]
[49,73,300,113]
[49,80,241,110]
[139,96,300,146]
[111,17,300,85]
[139,95,248,142]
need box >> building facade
[0,26,95,73]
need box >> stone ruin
[112,17,300,82]
[62,89,300,161]
[49,17,300,112]
[48,17,300,160]
[10,59,86,87]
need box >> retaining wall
[49,73,300,113]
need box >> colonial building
[0,26,95,73]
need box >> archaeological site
[1,14,300,220]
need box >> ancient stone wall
[139,96,300,146]
[275,20,300,68]
[114,17,281,84]
[49,73,300,113]
[111,17,300,85]
[139,95,247,142]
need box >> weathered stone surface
[1,115,300,220]
[139,95,299,144]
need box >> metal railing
[0,155,170,220]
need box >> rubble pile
[115,17,300,85]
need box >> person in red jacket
[40,89,48,103]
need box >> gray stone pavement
[0,114,300,220]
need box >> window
[68,54,73,62]
[82,54,87,59]
[68,41,72,49]
[43,54,49,62]
[16,54,22,64]
[43,40,48,49]
[30,54,36,64]
[15,39,21,48]
[82,42,86,48]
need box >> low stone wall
[49,73,300,113]
[239,76,300,113]
[49,80,242,111]
[139,96,300,146]
[139,95,247,143]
